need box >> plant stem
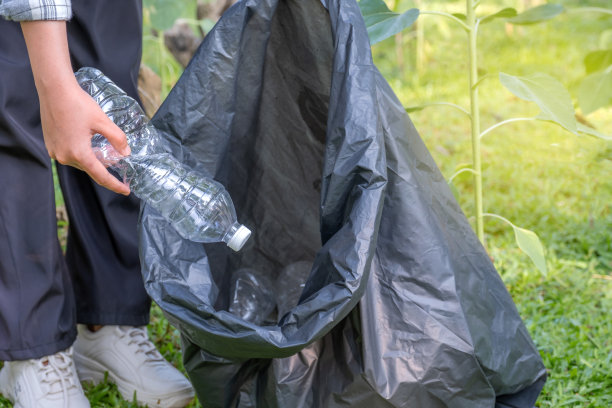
[480,117,536,139]
[405,102,471,117]
[420,11,471,31]
[466,0,484,243]
[448,167,479,184]
[482,212,514,227]
[472,72,495,90]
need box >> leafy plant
[565,7,612,115]
[578,49,612,115]
[359,0,420,44]
[358,0,611,275]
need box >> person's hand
[38,81,131,195]
[21,20,131,195]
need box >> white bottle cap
[227,225,252,252]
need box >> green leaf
[472,73,494,90]
[406,106,425,113]
[513,225,547,276]
[364,12,398,27]
[362,8,420,44]
[577,123,612,141]
[536,112,612,140]
[452,13,467,23]
[358,0,391,16]
[485,213,547,276]
[480,8,517,25]
[405,102,471,117]
[577,70,612,114]
[147,0,194,31]
[371,11,420,44]
[584,49,612,74]
[506,4,564,25]
[358,0,420,44]
[499,72,577,133]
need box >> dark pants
[0,0,150,361]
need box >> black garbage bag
[140,0,547,406]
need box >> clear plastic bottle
[229,268,276,324]
[75,67,251,251]
[275,260,312,319]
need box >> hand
[39,82,132,195]
[21,20,131,195]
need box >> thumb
[94,114,131,157]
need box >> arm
[20,20,131,195]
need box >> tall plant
[358,0,611,275]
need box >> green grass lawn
[1,0,610,407]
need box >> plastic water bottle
[275,261,312,319]
[229,268,276,324]
[75,67,251,251]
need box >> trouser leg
[0,19,77,361]
[57,0,151,326]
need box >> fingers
[54,145,130,195]
[93,114,131,157]
[80,100,130,194]
[81,152,131,195]
[39,84,132,195]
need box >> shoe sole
[74,353,194,408]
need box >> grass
[2,0,611,407]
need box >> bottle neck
[222,222,242,244]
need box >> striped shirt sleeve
[0,0,72,21]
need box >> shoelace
[120,326,164,362]
[36,348,78,408]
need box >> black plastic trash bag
[140,0,547,406]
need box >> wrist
[21,21,77,97]
[35,72,80,98]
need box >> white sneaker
[73,325,194,408]
[0,347,90,408]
